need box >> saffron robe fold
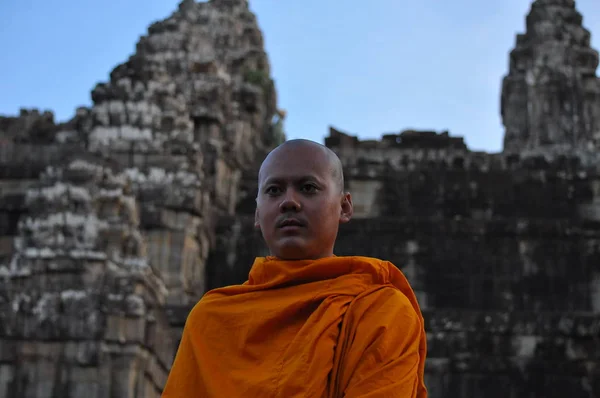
[162,256,427,397]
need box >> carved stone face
[255,141,353,260]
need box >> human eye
[265,186,282,195]
[301,183,318,194]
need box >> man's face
[255,144,352,260]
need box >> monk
[162,139,428,397]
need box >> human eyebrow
[261,177,285,188]
[295,175,323,184]
[263,175,322,185]
[259,176,324,194]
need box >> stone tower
[0,0,281,396]
[501,0,600,154]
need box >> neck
[270,252,336,261]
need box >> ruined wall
[335,217,600,397]
[203,163,600,398]
[0,160,173,397]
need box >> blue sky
[1,0,599,153]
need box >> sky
[1,1,599,153]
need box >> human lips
[277,218,305,228]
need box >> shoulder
[350,286,420,329]
[181,295,213,331]
[341,256,405,283]
[183,287,244,326]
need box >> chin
[272,241,311,260]
[274,248,309,261]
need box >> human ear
[339,192,353,224]
[254,208,261,230]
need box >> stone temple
[0,0,599,396]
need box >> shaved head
[254,138,353,260]
[258,139,345,194]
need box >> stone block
[0,365,15,398]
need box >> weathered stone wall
[322,114,600,396]
[0,160,174,398]
[0,110,90,288]
[208,216,600,397]
[335,216,600,397]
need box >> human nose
[279,189,301,212]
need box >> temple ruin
[0,0,599,397]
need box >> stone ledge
[424,309,600,337]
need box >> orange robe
[162,256,427,397]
